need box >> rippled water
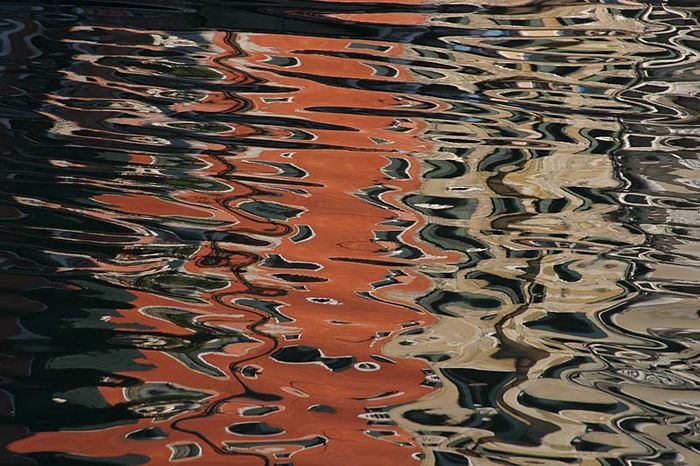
[1,1,699,465]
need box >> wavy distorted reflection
[0,1,698,466]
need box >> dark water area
[1,1,699,465]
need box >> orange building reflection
[9,13,459,465]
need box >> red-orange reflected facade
[9,11,458,465]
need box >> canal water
[1,1,699,465]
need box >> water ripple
[0,1,698,466]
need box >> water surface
[1,1,699,465]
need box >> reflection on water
[1,1,698,465]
